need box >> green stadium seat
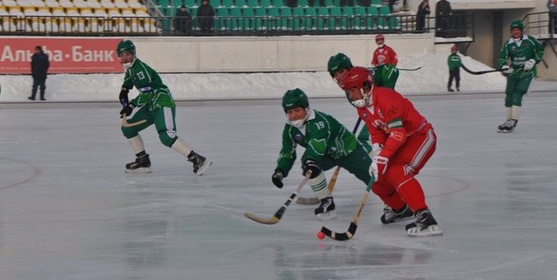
[329,6,344,30]
[279,7,292,30]
[221,0,234,7]
[184,0,198,8]
[304,7,317,30]
[292,7,304,30]
[266,7,279,29]
[316,7,330,30]
[242,7,255,29]
[260,0,271,6]
[272,0,284,7]
[298,0,308,7]
[248,0,259,7]
[235,0,247,7]
[254,8,268,30]
[354,6,374,30]
[215,7,230,30]
[229,7,243,29]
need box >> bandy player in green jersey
[117,39,212,175]
[271,88,373,220]
[497,19,544,133]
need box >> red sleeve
[375,89,407,158]
[386,46,398,66]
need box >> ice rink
[1,92,556,280]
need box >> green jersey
[447,53,462,70]
[498,35,544,78]
[276,109,359,176]
[121,58,175,111]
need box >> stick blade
[320,222,358,241]
[244,212,280,225]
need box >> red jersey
[356,87,429,159]
[371,45,398,66]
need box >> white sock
[511,105,521,120]
[309,172,329,200]
[171,138,193,157]
[128,136,145,155]
[505,107,512,120]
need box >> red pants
[372,126,436,212]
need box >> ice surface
[1,92,557,280]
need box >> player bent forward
[338,67,442,237]
[272,89,413,223]
[116,39,212,175]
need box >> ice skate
[447,86,454,92]
[405,209,442,237]
[314,196,336,220]
[125,153,152,174]
[381,204,414,224]
[497,119,517,133]
[187,151,212,175]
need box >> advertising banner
[0,37,123,74]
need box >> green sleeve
[497,41,510,68]
[276,125,296,177]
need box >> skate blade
[195,160,212,176]
[406,225,443,237]
[125,167,152,174]
[316,210,337,221]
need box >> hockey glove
[303,160,321,179]
[524,59,536,71]
[119,87,129,107]
[370,156,389,182]
[370,143,383,158]
[501,65,513,75]
[272,169,284,189]
[120,104,134,118]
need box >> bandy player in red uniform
[339,66,442,237]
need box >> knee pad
[122,126,139,139]
[159,132,177,147]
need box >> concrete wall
[132,34,435,73]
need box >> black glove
[119,88,129,107]
[303,160,321,179]
[120,105,133,118]
[272,169,284,189]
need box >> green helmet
[282,88,309,112]
[117,40,136,56]
[509,19,524,30]
[327,53,353,77]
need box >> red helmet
[451,45,458,51]
[339,67,373,91]
[375,34,385,41]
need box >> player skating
[272,89,379,221]
[116,39,212,175]
[371,34,400,89]
[497,19,544,133]
[338,67,442,237]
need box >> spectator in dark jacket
[416,0,430,32]
[29,45,50,101]
[435,0,452,37]
[174,5,192,34]
[197,0,215,34]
